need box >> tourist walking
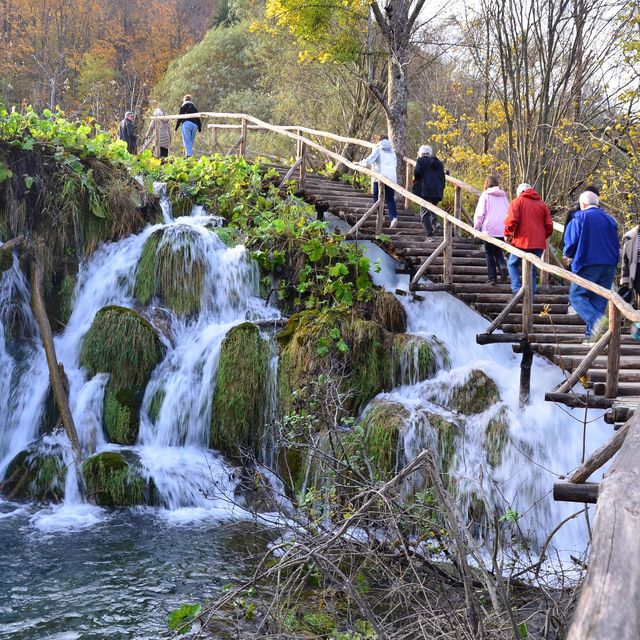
[117,111,137,155]
[175,95,202,157]
[474,176,509,285]
[144,108,171,158]
[619,223,640,306]
[503,183,553,295]
[412,144,445,241]
[563,190,619,342]
[359,135,398,229]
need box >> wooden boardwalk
[287,170,640,426]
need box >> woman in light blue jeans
[181,120,198,157]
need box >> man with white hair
[563,190,619,342]
[503,182,553,295]
[412,144,445,241]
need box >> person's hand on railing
[562,255,572,268]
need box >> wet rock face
[1,440,67,502]
[210,322,271,458]
[391,334,449,386]
[82,450,155,507]
[80,305,164,445]
[370,290,407,333]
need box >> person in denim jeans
[503,183,553,295]
[175,95,201,157]
[563,191,619,342]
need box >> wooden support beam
[522,260,533,337]
[540,245,550,285]
[567,403,640,639]
[409,240,446,286]
[476,332,526,345]
[555,330,611,394]
[606,305,622,398]
[239,117,247,158]
[604,407,634,424]
[544,392,614,409]
[443,217,453,286]
[553,480,599,503]
[278,156,303,188]
[347,199,380,236]
[227,134,244,156]
[375,191,385,235]
[484,288,524,335]
[520,341,533,407]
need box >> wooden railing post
[299,139,307,189]
[443,216,453,285]
[211,125,217,155]
[540,244,550,286]
[522,259,533,337]
[453,185,462,238]
[404,162,412,210]
[606,304,621,398]
[375,192,385,235]
[239,118,247,158]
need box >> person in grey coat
[118,111,137,154]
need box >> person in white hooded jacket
[359,135,398,228]
[474,175,509,284]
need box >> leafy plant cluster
[140,153,377,311]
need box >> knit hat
[516,183,532,195]
[418,145,432,157]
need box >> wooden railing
[156,111,639,401]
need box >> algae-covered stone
[392,334,449,386]
[1,442,66,502]
[134,225,206,316]
[370,289,407,333]
[80,305,164,444]
[213,226,243,247]
[485,407,510,468]
[210,322,270,457]
[82,450,154,507]
[429,369,500,416]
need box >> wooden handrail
[154,112,636,324]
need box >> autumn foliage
[0,0,217,126]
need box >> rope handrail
[156,112,637,322]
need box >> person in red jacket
[503,183,554,295]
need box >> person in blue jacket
[563,190,619,342]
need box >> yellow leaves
[539,304,551,319]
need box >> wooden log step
[553,481,599,504]
[560,356,640,371]
[476,332,526,345]
[409,283,453,292]
[593,383,640,397]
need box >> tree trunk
[568,403,640,639]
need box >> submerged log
[568,403,640,639]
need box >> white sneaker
[590,315,609,342]
[567,305,578,315]
[389,218,398,229]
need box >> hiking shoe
[567,304,578,315]
[485,278,497,285]
[426,235,435,243]
[500,267,509,281]
[389,218,398,229]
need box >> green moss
[146,387,166,423]
[134,230,162,305]
[424,411,458,475]
[392,334,445,385]
[59,273,77,324]
[210,322,270,457]
[133,226,205,316]
[370,289,407,333]
[485,408,510,468]
[449,370,500,415]
[360,401,409,478]
[1,446,66,502]
[301,611,337,635]
[103,385,141,445]
[80,305,163,391]
[82,451,152,507]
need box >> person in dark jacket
[175,95,202,157]
[117,111,137,154]
[412,144,445,240]
[563,190,619,342]
[503,183,553,295]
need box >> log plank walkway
[283,169,640,426]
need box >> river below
[0,502,269,639]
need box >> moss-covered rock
[277,311,393,423]
[210,322,271,457]
[82,450,154,507]
[1,443,66,502]
[59,273,77,325]
[213,226,243,247]
[392,334,448,386]
[80,305,164,444]
[429,369,501,416]
[134,226,206,316]
[370,289,407,333]
[485,407,510,468]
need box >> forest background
[2,0,640,222]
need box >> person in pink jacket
[474,176,509,284]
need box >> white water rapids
[0,201,609,559]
